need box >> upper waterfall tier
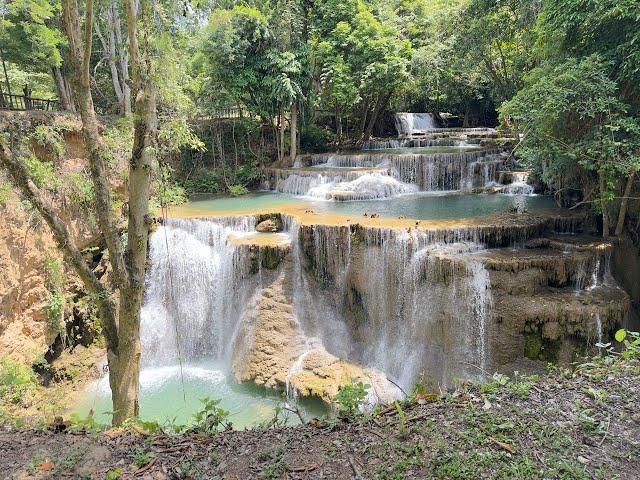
[394,112,439,135]
[261,166,418,200]
[276,149,503,193]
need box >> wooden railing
[0,93,60,111]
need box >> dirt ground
[1,356,638,480]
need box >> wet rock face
[230,258,401,404]
[294,221,631,389]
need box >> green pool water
[74,362,328,429]
[172,191,557,220]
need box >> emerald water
[171,191,557,220]
[74,362,328,429]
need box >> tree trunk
[599,171,610,239]
[52,67,74,111]
[363,92,390,142]
[108,301,140,423]
[290,102,297,163]
[335,105,343,142]
[614,171,636,236]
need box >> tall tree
[0,0,157,424]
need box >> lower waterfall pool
[74,362,328,428]
[170,191,557,219]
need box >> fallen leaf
[40,459,54,471]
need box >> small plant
[228,184,249,196]
[0,356,37,405]
[133,449,151,467]
[334,380,370,418]
[191,396,230,432]
[0,183,12,204]
[614,329,640,358]
[25,155,59,190]
[106,467,122,479]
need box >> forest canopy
[1,0,639,234]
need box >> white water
[394,113,438,136]
[503,172,534,195]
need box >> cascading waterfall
[503,172,534,195]
[264,169,418,200]
[394,113,438,136]
[141,217,259,368]
[289,222,495,390]
[304,150,502,191]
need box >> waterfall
[266,169,418,200]
[394,113,438,136]
[594,312,603,349]
[303,150,502,191]
[141,217,259,368]
[290,223,495,390]
[503,172,534,195]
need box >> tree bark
[614,171,636,236]
[335,105,343,143]
[60,0,155,425]
[599,171,610,239]
[362,91,390,141]
[289,102,297,163]
[51,67,75,111]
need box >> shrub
[300,123,332,153]
[334,380,370,417]
[228,184,249,196]
[0,357,37,405]
[181,169,222,193]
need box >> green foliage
[300,124,332,153]
[0,183,13,204]
[334,380,369,417]
[191,396,230,433]
[64,172,95,212]
[0,356,37,405]
[614,329,640,359]
[30,124,67,160]
[228,184,249,196]
[25,155,58,190]
[181,169,222,194]
[133,449,152,468]
[106,467,123,480]
[68,412,104,432]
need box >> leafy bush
[615,329,640,359]
[0,183,12,204]
[228,184,249,196]
[25,155,58,190]
[0,357,37,405]
[334,381,370,417]
[235,161,261,186]
[191,397,230,432]
[64,172,94,212]
[300,123,332,153]
[30,124,67,160]
[181,169,222,193]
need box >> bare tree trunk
[335,105,343,142]
[615,171,636,236]
[362,92,390,142]
[289,102,297,163]
[599,171,610,239]
[51,67,75,111]
[95,0,131,116]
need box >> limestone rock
[256,219,281,233]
